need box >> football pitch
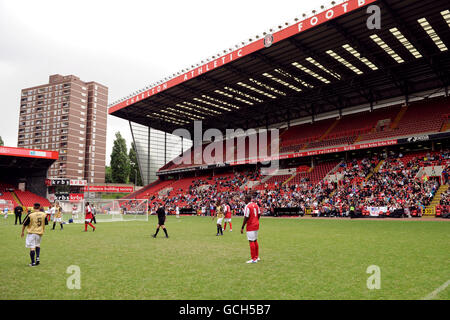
[1,215,449,300]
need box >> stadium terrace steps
[14,190,51,208]
[353,135,363,144]
[256,175,292,189]
[129,180,175,199]
[365,160,385,181]
[319,119,340,141]
[11,192,22,207]
[122,179,161,199]
[282,173,298,186]
[390,105,408,129]
[441,118,450,132]
[426,184,449,215]
[287,161,339,186]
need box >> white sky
[0,0,320,165]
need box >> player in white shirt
[48,204,56,222]
[3,208,9,221]
[72,204,78,221]
[176,206,180,219]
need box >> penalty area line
[421,280,450,300]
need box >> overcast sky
[0,0,320,165]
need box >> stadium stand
[130,149,450,219]
[14,190,51,208]
[0,183,51,208]
[359,97,450,142]
[123,95,450,219]
[0,183,19,208]
[158,97,450,174]
[108,0,450,219]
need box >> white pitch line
[421,280,450,300]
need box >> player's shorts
[158,218,165,226]
[85,219,92,223]
[26,234,42,249]
[246,230,258,241]
[54,218,62,223]
[216,218,223,225]
[224,218,231,222]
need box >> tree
[129,142,143,186]
[0,136,3,146]
[105,166,113,183]
[110,132,130,184]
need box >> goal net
[67,199,149,223]
[58,201,84,222]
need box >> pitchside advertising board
[45,179,88,186]
[83,186,134,193]
[51,193,84,202]
[108,0,378,114]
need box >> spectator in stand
[137,151,449,219]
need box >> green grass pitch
[1,215,449,300]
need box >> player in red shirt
[84,202,96,232]
[223,201,233,232]
[241,195,261,264]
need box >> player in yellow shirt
[21,203,48,267]
[52,203,63,230]
[212,201,225,236]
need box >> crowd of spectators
[147,150,449,218]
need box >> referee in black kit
[14,205,24,225]
[153,202,169,238]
